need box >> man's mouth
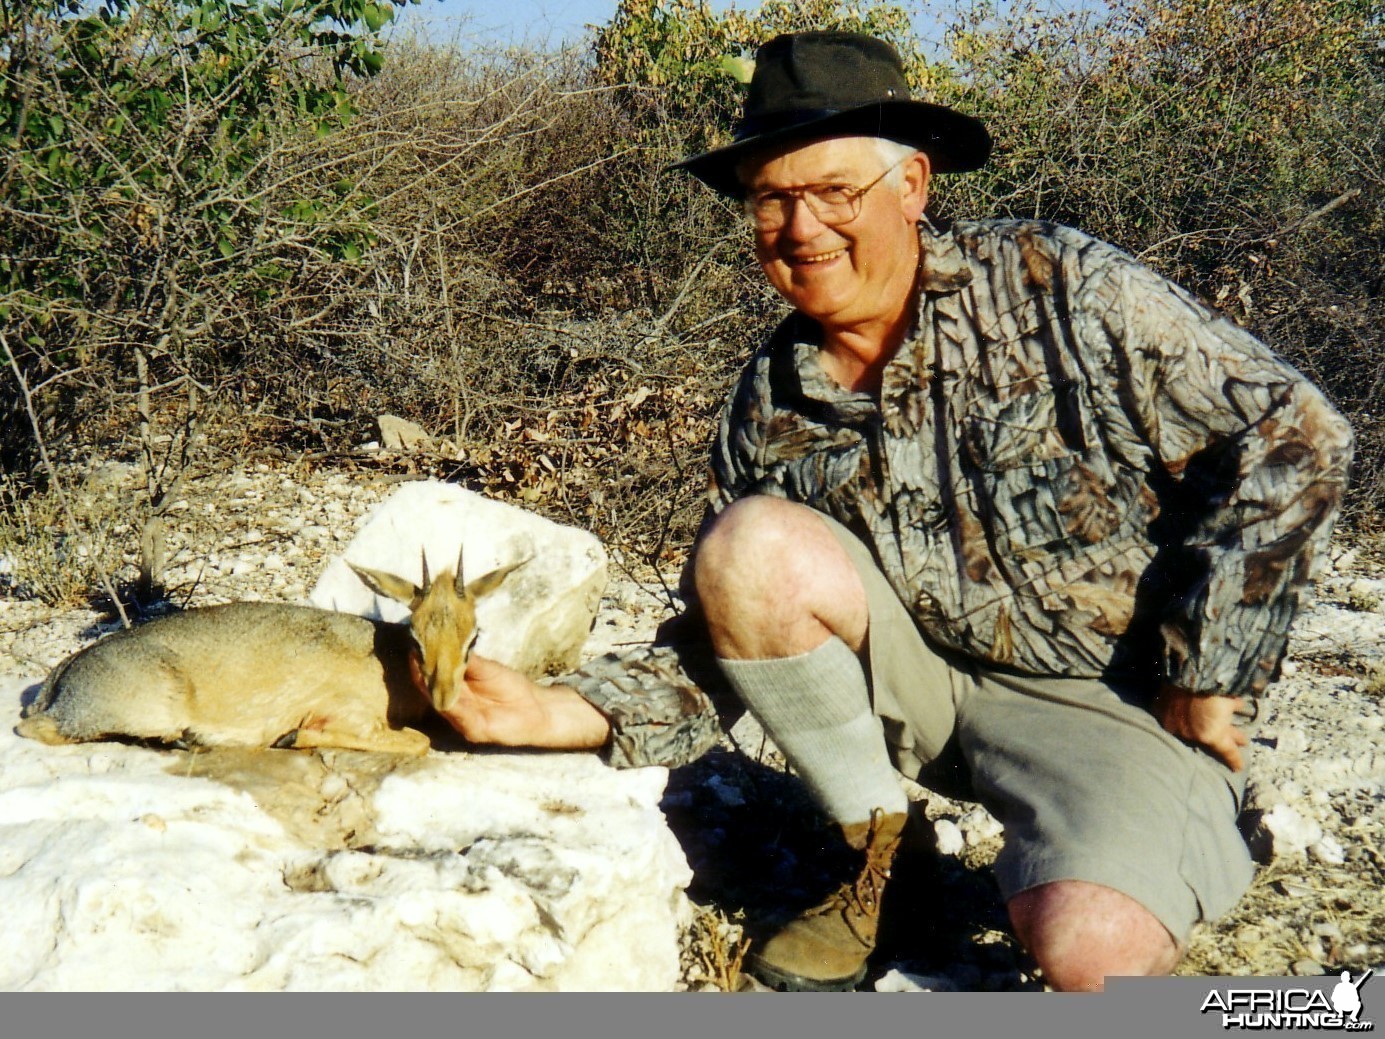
[787,247,847,266]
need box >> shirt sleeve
[1093,253,1354,698]
[558,611,732,769]
[709,352,777,510]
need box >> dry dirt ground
[1,458,1382,991]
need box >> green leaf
[362,2,392,32]
[718,54,755,84]
[218,239,235,259]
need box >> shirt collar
[776,222,970,412]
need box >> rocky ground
[1,458,1382,991]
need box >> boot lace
[805,808,897,944]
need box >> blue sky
[387,1,1104,54]
[391,0,732,46]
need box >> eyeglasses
[742,156,910,231]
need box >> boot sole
[745,954,868,993]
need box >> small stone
[1347,579,1379,604]
[1280,658,1299,676]
[378,415,434,451]
[1334,547,1358,572]
[934,819,965,856]
[1311,921,1343,939]
[1276,878,1315,899]
[1311,835,1347,865]
[959,807,1004,845]
[874,969,958,993]
[1291,959,1324,976]
[1258,805,1323,859]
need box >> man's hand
[436,654,611,751]
[1153,685,1249,772]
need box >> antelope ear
[465,556,530,599]
[348,562,423,608]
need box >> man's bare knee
[694,497,868,659]
[1008,880,1180,992]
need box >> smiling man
[433,31,1353,992]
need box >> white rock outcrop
[0,698,691,991]
[310,481,607,679]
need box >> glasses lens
[745,159,904,231]
[748,190,856,230]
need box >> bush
[0,0,423,598]
[1,0,1380,608]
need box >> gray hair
[873,138,921,188]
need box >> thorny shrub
[1,0,1381,608]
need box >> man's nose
[783,194,829,238]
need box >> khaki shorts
[820,514,1256,941]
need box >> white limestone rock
[0,695,691,992]
[1256,805,1324,860]
[934,818,965,857]
[310,481,607,678]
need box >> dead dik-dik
[15,550,526,755]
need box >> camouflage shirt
[566,218,1354,770]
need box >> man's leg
[694,496,910,988]
[1008,881,1179,991]
[959,669,1255,992]
[694,495,908,821]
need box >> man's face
[738,136,930,335]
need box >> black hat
[675,31,991,198]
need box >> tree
[0,0,419,603]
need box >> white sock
[718,636,908,824]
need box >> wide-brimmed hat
[675,31,991,198]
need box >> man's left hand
[1153,685,1249,772]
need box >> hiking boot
[746,808,909,991]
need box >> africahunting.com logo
[1201,971,1376,1031]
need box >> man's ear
[902,150,931,222]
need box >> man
[435,32,1353,992]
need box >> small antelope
[15,549,525,756]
